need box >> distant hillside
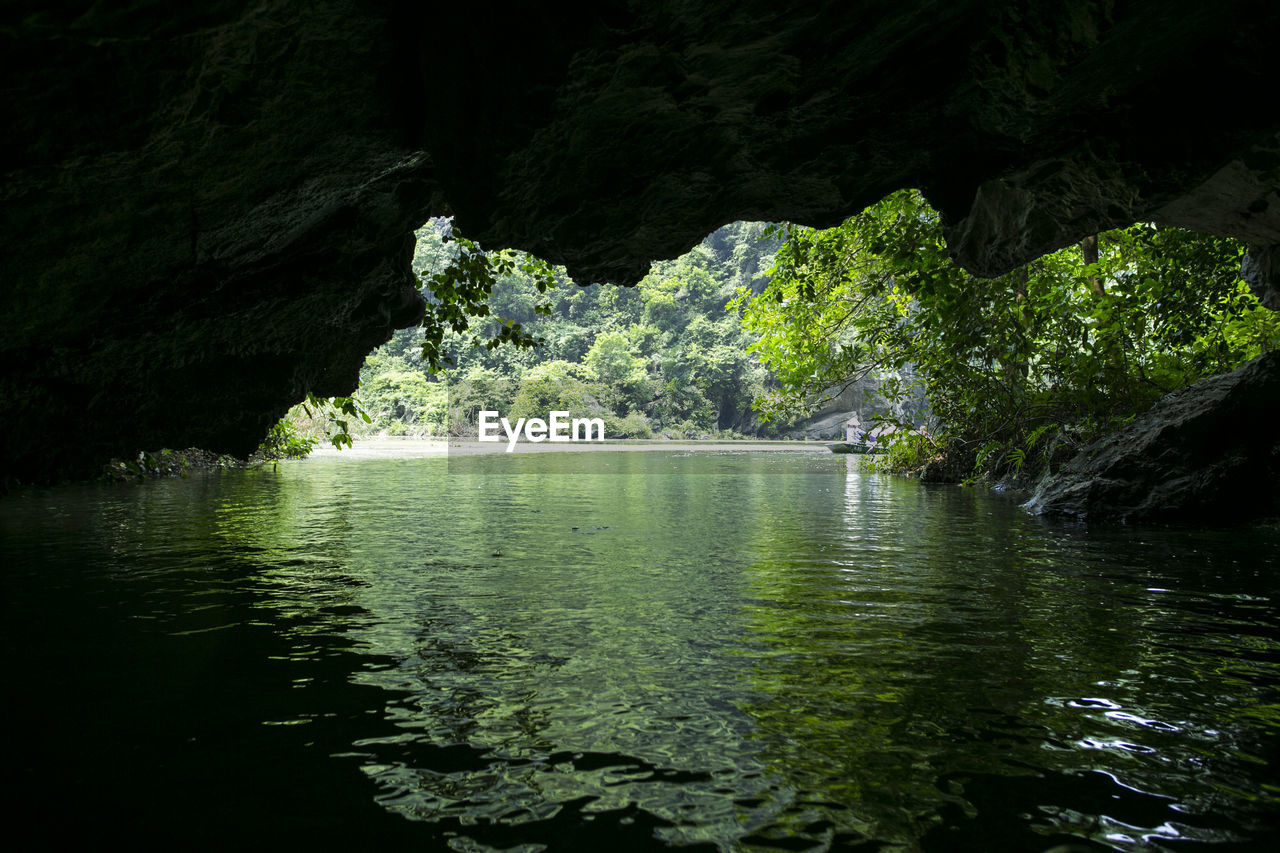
[338,220,795,440]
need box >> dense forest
[738,191,1280,482]
[286,220,789,444]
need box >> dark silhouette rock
[919,458,964,485]
[3,1,1279,481]
[1243,245,1280,311]
[1024,351,1280,523]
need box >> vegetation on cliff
[290,220,788,442]
[735,191,1280,482]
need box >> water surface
[3,450,1278,850]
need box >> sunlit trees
[320,219,782,440]
[733,190,1279,479]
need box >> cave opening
[4,2,1280,848]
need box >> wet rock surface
[3,1,1279,481]
[1243,245,1280,311]
[1025,351,1280,523]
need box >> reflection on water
[2,451,1278,850]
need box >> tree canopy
[293,220,786,441]
[732,190,1279,480]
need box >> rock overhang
[2,0,1279,481]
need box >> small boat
[827,442,871,454]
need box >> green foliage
[446,365,517,433]
[336,219,789,440]
[606,411,653,438]
[102,447,244,481]
[736,190,1279,480]
[355,351,449,435]
[509,361,603,421]
[301,393,372,450]
[870,431,936,474]
[584,331,646,386]
[256,418,318,460]
[103,448,192,480]
[416,221,558,372]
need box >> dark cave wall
[2,0,437,478]
[2,0,1279,482]
[425,1,1280,280]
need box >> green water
[3,450,1278,850]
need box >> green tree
[509,360,602,421]
[733,190,1279,479]
[340,218,788,442]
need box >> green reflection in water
[2,451,1278,851]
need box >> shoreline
[308,437,836,460]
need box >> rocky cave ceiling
[2,0,1278,482]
